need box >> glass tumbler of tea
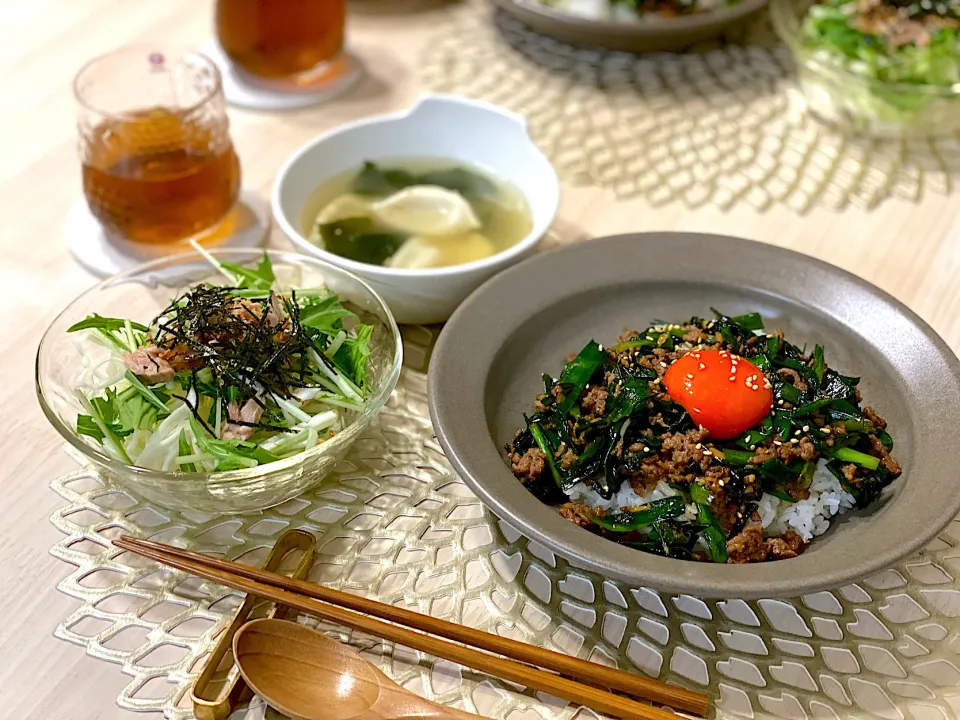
[75,48,241,245]
[215,0,348,85]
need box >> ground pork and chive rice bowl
[506,312,901,564]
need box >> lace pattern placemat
[49,335,960,720]
[418,0,960,213]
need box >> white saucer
[65,188,271,278]
[201,40,363,111]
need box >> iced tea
[81,109,240,245]
[75,48,241,245]
[216,0,347,80]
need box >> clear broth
[300,159,533,268]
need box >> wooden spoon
[234,618,479,720]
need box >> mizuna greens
[506,312,902,563]
[67,248,375,472]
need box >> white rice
[568,479,700,522]
[567,460,855,542]
[761,460,856,540]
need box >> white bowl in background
[272,94,560,325]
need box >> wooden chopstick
[116,537,676,720]
[115,535,708,718]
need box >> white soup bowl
[272,94,560,325]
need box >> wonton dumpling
[315,193,371,224]
[386,232,497,269]
[371,185,481,237]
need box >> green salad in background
[780,0,960,133]
[799,0,960,86]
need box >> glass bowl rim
[73,45,224,120]
[35,247,403,488]
[770,0,960,99]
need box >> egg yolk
[662,349,773,439]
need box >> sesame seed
[703,450,713,456]
[729,376,736,381]
[749,444,756,450]
[585,384,590,390]
[821,427,831,434]
[773,440,783,446]
[598,344,604,351]
[695,443,703,449]
[777,399,784,406]
[802,425,810,432]
[751,385,759,390]
[686,373,694,379]
[790,438,799,444]
[660,361,668,368]
[642,447,649,452]
[699,363,706,370]
[794,429,801,436]
[737,512,744,518]
[718,479,725,486]
[692,353,701,359]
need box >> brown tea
[81,108,240,245]
[215,0,346,80]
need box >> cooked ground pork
[869,435,902,475]
[581,385,608,417]
[560,448,578,470]
[749,436,817,465]
[510,448,547,483]
[558,503,597,528]
[637,347,682,377]
[863,406,887,431]
[776,367,808,393]
[726,524,807,563]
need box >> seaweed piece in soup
[304,159,533,269]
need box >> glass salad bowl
[771,0,960,137]
[36,249,402,513]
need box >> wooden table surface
[0,1,957,718]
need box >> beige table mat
[419,0,960,212]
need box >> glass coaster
[64,188,271,277]
[201,40,363,111]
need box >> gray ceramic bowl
[428,232,960,598]
[492,0,769,53]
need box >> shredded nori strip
[151,285,324,416]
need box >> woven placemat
[49,354,960,719]
[419,0,960,212]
